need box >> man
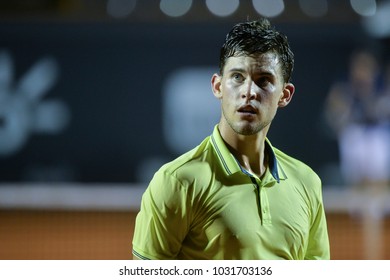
[132,18,330,260]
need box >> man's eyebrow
[226,66,276,77]
[258,71,274,77]
[227,67,245,73]
[254,67,276,77]
[228,67,274,76]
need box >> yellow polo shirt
[132,125,330,260]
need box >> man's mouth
[237,105,258,115]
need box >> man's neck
[218,123,269,178]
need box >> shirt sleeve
[132,170,190,260]
[305,177,331,260]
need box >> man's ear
[211,73,223,99]
[278,83,295,108]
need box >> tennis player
[132,18,330,260]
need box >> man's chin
[231,124,261,136]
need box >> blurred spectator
[376,60,390,122]
[323,49,390,190]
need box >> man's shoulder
[155,136,215,182]
[274,147,320,181]
[273,147,323,204]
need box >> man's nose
[242,81,257,100]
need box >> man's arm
[131,170,190,260]
[306,205,330,259]
[305,185,331,260]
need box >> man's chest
[186,183,311,259]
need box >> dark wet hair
[219,18,294,83]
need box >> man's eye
[257,77,270,87]
[232,73,244,82]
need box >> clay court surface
[1,210,389,260]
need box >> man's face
[212,52,294,136]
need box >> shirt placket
[255,177,272,225]
[249,175,272,225]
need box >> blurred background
[1,0,390,260]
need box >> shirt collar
[210,125,287,182]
